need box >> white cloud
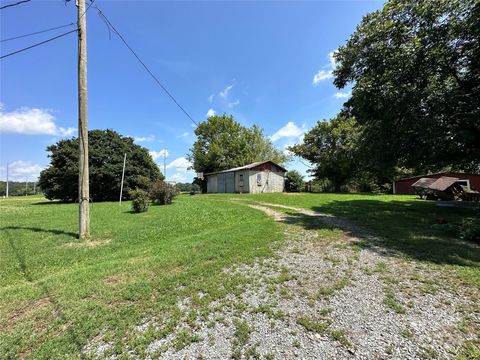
[132,135,155,142]
[219,84,233,98]
[208,94,214,103]
[227,100,240,108]
[165,157,194,182]
[169,172,188,183]
[0,160,44,181]
[312,49,338,86]
[177,132,189,138]
[206,108,216,118]
[166,157,192,170]
[149,149,169,161]
[334,91,351,99]
[0,106,75,136]
[270,122,306,142]
[328,50,337,68]
[312,70,333,85]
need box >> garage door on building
[217,172,235,193]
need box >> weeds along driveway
[84,199,479,359]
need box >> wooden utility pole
[119,153,126,204]
[6,163,9,198]
[78,0,90,239]
[163,151,167,180]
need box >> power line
[93,4,198,127]
[0,29,78,60]
[1,0,93,43]
[0,22,75,43]
[297,157,313,169]
[0,0,31,10]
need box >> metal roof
[411,177,437,189]
[412,176,459,191]
[429,177,460,191]
[204,160,287,176]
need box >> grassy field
[1,193,479,359]
[0,195,280,359]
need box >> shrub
[149,181,178,205]
[136,175,152,192]
[130,188,150,213]
[459,215,480,243]
[285,170,304,192]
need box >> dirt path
[85,201,475,359]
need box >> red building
[393,172,480,195]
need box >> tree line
[290,0,479,191]
[0,181,40,197]
[36,0,479,200]
[189,0,479,192]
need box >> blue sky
[0,0,383,183]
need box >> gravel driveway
[85,201,478,360]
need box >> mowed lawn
[1,193,479,358]
[0,195,281,359]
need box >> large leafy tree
[334,0,480,174]
[39,129,163,201]
[189,114,288,175]
[289,116,359,192]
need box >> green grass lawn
[1,193,478,359]
[0,195,281,359]
[233,192,480,287]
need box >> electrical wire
[0,0,31,10]
[0,22,76,43]
[297,157,313,169]
[93,3,199,127]
[1,0,92,43]
[0,29,77,60]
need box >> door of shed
[217,173,226,193]
[225,172,234,193]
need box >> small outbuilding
[204,160,287,194]
[411,176,464,200]
[393,172,480,195]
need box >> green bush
[149,181,178,205]
[129,188,150,213]
[459,215,480,243]
[285,170,305,192]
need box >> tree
[176,182,201,193]
[189,114,289,189]
[289,116,359,192]
[285,170,305,192]
[39,129,163,201]
[334,0,480,174]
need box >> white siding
[248,171,285,193]
[207,169,285,193]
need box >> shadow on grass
[1,226,77,239]
[31,200,70,205]
[281,199,480,268]
[6,237,84,354]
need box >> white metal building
[204,161,287,194]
